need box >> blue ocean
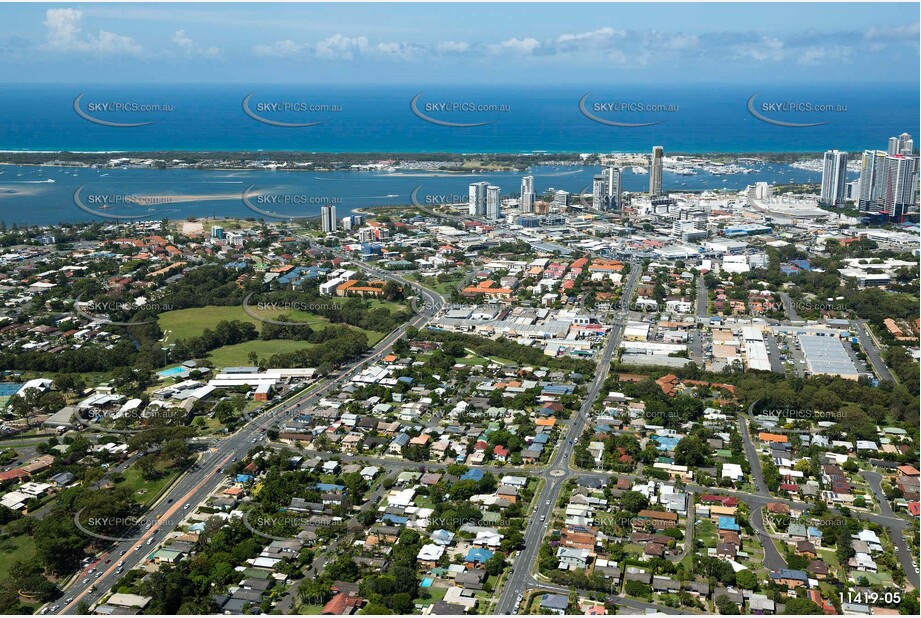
[0,84,911,225]
[0,84,917,153]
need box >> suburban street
[54,267,446,614]
[495,262,642,615]
[49,256,920,616]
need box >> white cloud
[42,8,141,55]
[253,40,305,58]
[436,40,470,54]
[864,23,920,41]
[173,29,219,58]
[372,41,424,61]
[314,34,369,60]
[797,45,852,66]
[731,36,785,62]
[489,37,540,55]
[556,27,623,46]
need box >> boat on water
[631,166,648,174]
[385,194,398,198]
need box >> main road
[495,262,642,615]
[54,263,445,614]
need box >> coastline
[0,149,820,172]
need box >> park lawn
[158,306,331,342]
[115,465,179,506]
[159,300,405,343]
[416,274,464,297]
[455,356,487,366]
[0,534,36,579]
[207,339,318,368]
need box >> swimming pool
[157,366,188,378]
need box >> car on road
[39,609,48,615]
[167,498,173,503]
[117,560,125,567]
[119,550,126,556]
[540,515,545,521]
[183,503,190,510]
[82,578,90,585]
[95,573,102,578]
[50,606,59,612]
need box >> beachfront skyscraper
[321,204,337,232]
[878,154,916,219]
[820,150,848,207]
[592,166,623,211]
[649,146,664,195]
[887,133,913,156]
[469,181,488,216]
[858,150,887,210]
[888,137,900,155]
[520,175,535,213]
[858,149,917,218]
[592,175,606,210]
[486,185,502,219]
[605,166,623,210]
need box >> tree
[620,491,649,514]
[715,594,740,615]
[734,569,757,591]
[674,436,710,467]
[484,553,507,576]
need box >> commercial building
[649,146,664,195]
[469,181,488,217]
[486,185,502,220]
[320,205,337,233]
[798,334,861,380]
[820,150,848,207]
[520,175,535,213]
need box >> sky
[0,2,918,84]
